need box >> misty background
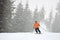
[0,0,60,33]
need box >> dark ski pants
[35,28,41,33]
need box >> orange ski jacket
[33,22,40,28]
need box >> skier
[33,21,41,34]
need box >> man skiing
[33,21,41,34]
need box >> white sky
[14,0,59,19]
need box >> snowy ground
[0,32,60,40]
[0,22,60,40]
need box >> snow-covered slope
[0,32,60,40]
[0,22,60,40]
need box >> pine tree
[23,2,33,32]
[52,1,60,32]
[38,6,45,21]
[49,9,53,31]
[33,7,39,22]
[13,2,24,32]
[45,9,53,32]
[13,2,33,32]
[3,0,15,32]
[49,10,52,22]
[52,13,60,32]
[0,0,5,32]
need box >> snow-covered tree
[49,10,53,23]
[45,9,53,32]
[52,13,60,32]
[49,9,53,31]
[13,2,33,32]
[33,7,39,22]
[0,0,5,32]
[2,0,15,32]
[52,1,60,32]
[38,6,45,21]
[13,2,24,32]
[23,2,33,32]
[47,9,53,32]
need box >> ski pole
[40,26,47,31]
